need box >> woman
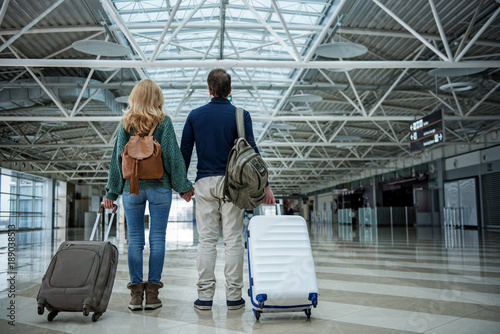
[104,79,194,311]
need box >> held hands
[261,185,276,205]
[180,186,195,202]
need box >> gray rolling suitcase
[36,241,118,322]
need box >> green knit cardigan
[105,117,192,201]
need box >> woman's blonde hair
[122,79,166,134]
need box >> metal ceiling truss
[0,0,499,193]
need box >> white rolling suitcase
[246,215,319,320]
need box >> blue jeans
[122,188,172,284]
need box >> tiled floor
[1,220,499,333]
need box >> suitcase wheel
[305,309,311,319]
[37,304,44,315]
[83,305,89,316]
[47,311,58,322]
[309,293,318,308]
[259,301,264,309]
[253,309,261,321]
[92,313,101,322]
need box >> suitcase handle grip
[98,204,118,214]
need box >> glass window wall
[0,169,46,231]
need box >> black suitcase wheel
[47,311,58,322]
[259,301,264,309]
[83,306,89,316]
[37,304,44,315]
[305,309,311,319]
[92,313,101,322]
[253,309,261,320]
[312,299,318,308]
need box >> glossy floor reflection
[1,221,500,333]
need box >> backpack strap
[235,107,245,139]
[148,120,159,136]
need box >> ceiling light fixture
[454,128,477,134]
[291,106,314,113]
[335,135,361,141]
[325,68,353,72]
[40,121,67,127]
[115,96,129,103]
[288,94,323,102]
[92,67,118,72]
[72,40,131,57]
[270,123,297,130]
[272,132,292,137]
[428,67,487,77]
[439,82,477,92]
[315,42,368,59]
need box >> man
[180,68,275,311]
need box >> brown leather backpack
[122,121,164,195]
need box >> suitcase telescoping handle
[90,204,117,241]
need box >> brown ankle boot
[127,282,145,311]
[145,281,163,310]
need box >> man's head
[207,68,231,98]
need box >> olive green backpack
[223,107,268,210]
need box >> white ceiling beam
[150,0,182,61]
[100,0,147,61]
[72,69,121,116]
[270,0,301,61]
[256,0,351,143]
[428,0,453,60]
[367,46,426,117]
[88,122,108,144]
[317,68,364,115]
[1,115,498,122]
[225,31,271,116]
[446,77,464,117]
[344,69,367,116]
[454,6,500,62]
[0,0,10,26]
[465,81,500,117]
[372,0,449,61]
[242,0,301,61]
[0,0,66,54]
[173,30,220,117]
[0,35,72,117]
[0,142,426,148]
[3,122,30,145]
[1,23,499,48]
[454,0,483,59]
[1,59,497,69]
[152,0,208,60]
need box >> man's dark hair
[207,68,231,97]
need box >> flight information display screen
[410,109,444,151]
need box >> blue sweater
[180,97,260,181]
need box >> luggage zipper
[96,243,114,311]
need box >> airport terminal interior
[1,0,500,333]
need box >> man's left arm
[244,110,275,204]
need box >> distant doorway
[444,178,479,228]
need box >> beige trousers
[194,176,244,301]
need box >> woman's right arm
[105,124,127,201]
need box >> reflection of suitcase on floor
[36,241,118,322]
[246,215,319,320]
